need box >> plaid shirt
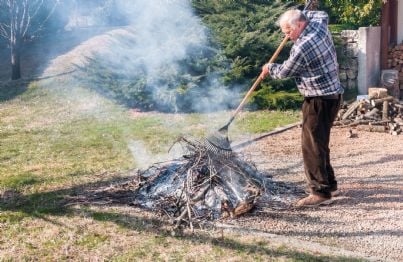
[268,11,343,97]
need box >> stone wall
[337,30,360,91]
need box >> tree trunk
[10,36,21,80]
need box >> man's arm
[304,11,329,26]
[263,47,307,80]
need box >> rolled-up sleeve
[268,47,307,79]
[304,11,329,25]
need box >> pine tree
[192,0,295,85]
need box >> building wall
[338,30,359,91]
[336,27,382,95]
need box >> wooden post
[389,0,398,46]
[381,1,390,70]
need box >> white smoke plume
[81,0,242,113]
[128,139,185,169]
[116,0,207,74]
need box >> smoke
[105,0,242,164]
[72,0,241,113]
[36,0,245,166]
[128,139,184,170]
[117,0,206,72]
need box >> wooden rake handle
[230,35,290,120]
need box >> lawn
[0,78,359,260]
[0,79,301,192]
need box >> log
[343,119,371,127]
[368,87,388,99]
[383,101,389,121]
[342,101,361,120]
[394,117,403,125]
[388,122,399,131]
[337,109,346,120]
[357,125,386,132]
[338,120,389,127]
[363,108,380,119]
[233,201,254,217]
[371,96,395,107]
[333,119,352,126]
[390,129,401,135]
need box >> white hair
[277,9,307,29]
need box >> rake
[205,1,312,157]
[204,36,289,157]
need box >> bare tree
[0,0,59,80]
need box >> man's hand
[261,63,270,79]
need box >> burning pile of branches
[68,135,302,230]
[131,137,265,229]
[335,88,403,135]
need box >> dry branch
[129,137,266,227]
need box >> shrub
[249,83,303,110]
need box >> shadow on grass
[0,28,115,80]
[0,27,116,102]
[0,175,363,261]
[0,65,75,102]
[90,211,363,262]
[0,79,29,102]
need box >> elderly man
[261,9,343,207]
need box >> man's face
[281,21,306,42]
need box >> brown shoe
[296,194,331,207]
[304,188,340,197]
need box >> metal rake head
[203,137,233,159]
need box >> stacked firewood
[387,43,403,93]
[335,88,403,135]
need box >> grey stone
[347,42,358,50]
[339,71,347,81]
[340,30,359,41]
[347,78,357,89]
[346,47,359,58]
[347,69,357,79]
[340,80,348,89]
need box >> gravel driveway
[231,126,403,261]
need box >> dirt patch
[230,126,403,261]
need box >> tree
[319,0,383,26]
[0,0,59,80]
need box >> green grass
[0,211,27,224]
[75,233,109,249]
[0,80,300,192]
[0,79,360,261]
[235,110,300,134]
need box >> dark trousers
[301,95,341,198]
